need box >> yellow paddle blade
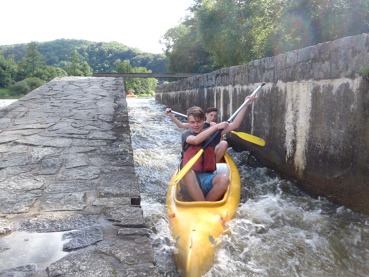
[173,149,204,184]
[231,131,266,146]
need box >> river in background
[127,97,369,277]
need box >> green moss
[359,66,369,80]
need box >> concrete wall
[155,33,369,214]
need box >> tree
[65,50,92,76]
[17,41,45,80]
[80,61,92,76]
[33,66,68,81]
[116,59,133,73]
[0,39,168,75]
[162,0,369,72]
[115,60,157,95]
[161,19,211,73]
[8,77,45,96]
[0,55,17,88]
[129,67,158,95]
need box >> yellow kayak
[166,153,241,277]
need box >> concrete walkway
[0,77,159,276]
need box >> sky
[0,0,194,54]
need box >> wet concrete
[0,77,159,276]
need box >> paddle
[230,131,265,146]
[170,111,266,147]
[173,82,265,184]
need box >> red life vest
[182,145,216,173]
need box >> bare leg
[182,170,205,201]
[205,173,230,201]
[215,140,229,162]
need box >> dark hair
[187,106,205,120]
[206,107,218,113]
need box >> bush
[0,88,10,98]
[359,67,369,80]
[8,77,45,96]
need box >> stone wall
[155,33,369,214]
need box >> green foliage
[65,50,92,76]
[18,41,45,77]
[129,66,158,95]
[0,42,69,90]
[359,67,369,80]
[0,40,161,97]
[116,60,133,73]
[162,20,211,73]
[196,0,255,67]
[0,39,167,74]
[33,66,68,81]
[8,77,45,96]
[116,60,157,95]
[0,55,17,87]
[0,88,11,98]
[162,0,369,72]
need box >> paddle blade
[231,131,266,146]
[173,149,204,184]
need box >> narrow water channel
[127,97,369,277]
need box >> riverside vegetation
[0,40,165,98]
[2,0,369,98]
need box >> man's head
[187,106,205,133]
[205,107,218,123]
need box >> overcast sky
[0,0,193,54]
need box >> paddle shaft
[172,81,265,124]
[171,111,265,146]
[203,82,265,149]
[171,111,187,118]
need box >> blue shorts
[181,172,216,196]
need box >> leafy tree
[0,39,168,75]
[65,50,92,76]
[115,60,157,95]
[161,19,211,73]
[129,67,158,95]
[80,61,92,76]
[8,77,45,96]
[274,0,369,53]
[38,39,92,67]
[18,42,45,77]
[161,0,369,72]
[116,59,133,73]
[0,54,17,88]
[33,66,68,81]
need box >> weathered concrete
[155,33,369,215]
[0,77,159,276]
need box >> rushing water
[0,99,17,108]
[127,97,369,277]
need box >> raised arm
[186,122,229,145]
[222,95,255,135]
[165,108,190,129]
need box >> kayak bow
[166,153,241,276]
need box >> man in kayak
[165,107,228,163]
[180,96,255,201]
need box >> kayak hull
[166,153,241,277]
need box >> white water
[0,99,17,108]
[127,97,369,277]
